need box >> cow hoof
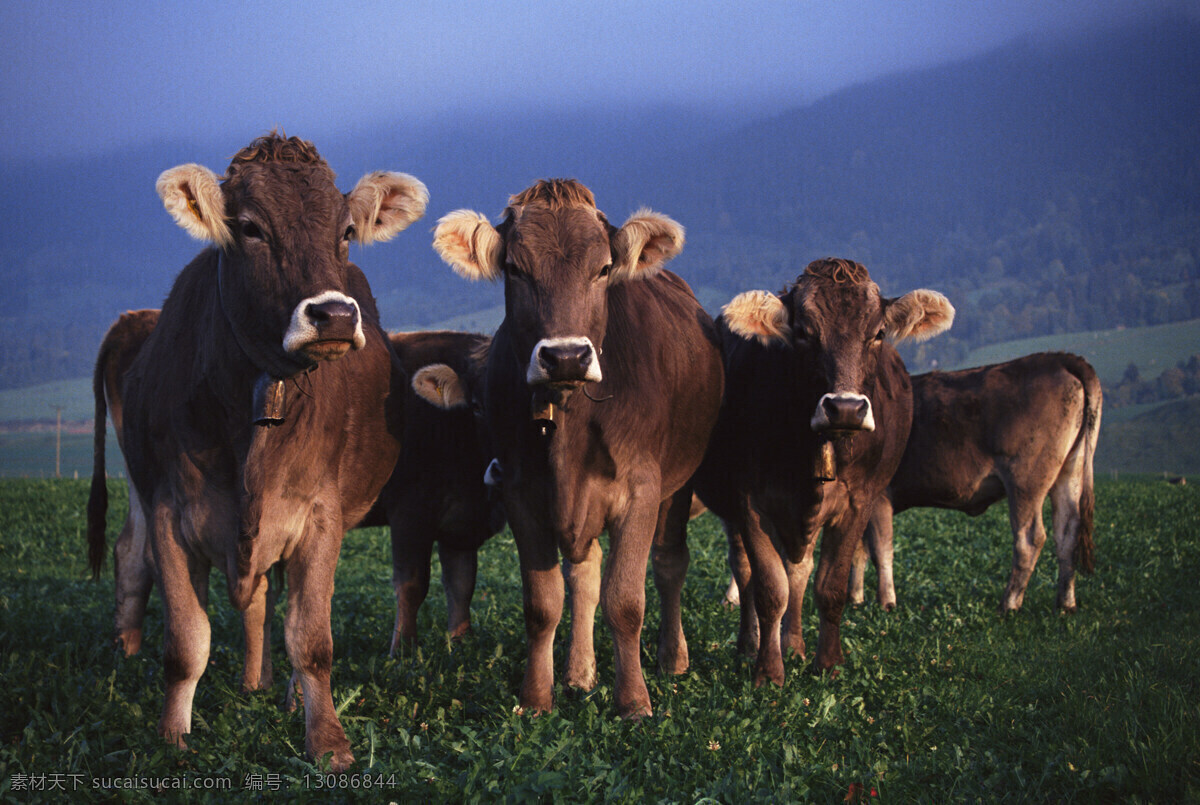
[880,601,896,613]
[311,746,355,773]
[617,702,653,720]
[116,629,142,656]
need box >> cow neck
[217,251,316,381]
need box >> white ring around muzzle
[810,392,876,432]
[282,291,366,353]
[526,337,603,385]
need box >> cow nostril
[307,300,356,327]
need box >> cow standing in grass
[431,179,723,717]
[92,133,427,770]
[695,258,953,685]
[850,352,1102,612]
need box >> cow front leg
[563,539,601,691]
[390,531,433,655]
[604,485,660,717]
[439,543,479,641]
[284,533,353,772]
[652,487,692,676]
[867,498,897,610]
[151,503,211,748]
[510,501,563,714]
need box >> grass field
[949,318,1200,383]
[1,478,1197,802]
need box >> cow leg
[510,502,563,714]
[1050,475,1083,612]
[603,479,660,717]
[868,498,897,610]
[151,502,211,748]
[812,515,871,673]
[652,487,692,676]
[439,542,479,641]
[1001,490,1049,612]
[742,505,788,686]
[284,526,353,771]
[724,520,759,657]
[240,573,271,692]
[390,528,434,656]
[849,538,868,607]
[113,489,153,656]
[780,536,816,660]
[563,539,601,691]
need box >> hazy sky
[0,0,1189,161]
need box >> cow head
[433,179,683,390]
[156,133,428,374]
[723,258,954,433]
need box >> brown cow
[694,259,953,685]
[88,308,282,694]
[90,133,427,770]
[431,179,724,717]
[358,330,504,653]
[849,352,1101,612]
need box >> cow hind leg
[439,543,479,641]
[781,537,816,661]
[1050,475,1083,612]
[743,507,787,686]
[724,521,759,657]
[240,573,273,692]
[113,498,153,656]
[1001,491,1049,612]
[866,499,897,611]
[652,488,692,676]
[390,533,434,656]
[563,539,601,691]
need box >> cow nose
[306,299,358,338]
[812,392,876,432]
[538,342,593,382]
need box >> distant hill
[1,14,1197,389]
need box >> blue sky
[0,0,1188,161]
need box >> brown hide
[695,259,924,686]
[855,352,1102,612]
[358,331,503,653]
[441,180,724,718]
[116,134,416,771]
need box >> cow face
[433,179,683,389]
[157,133,427,371]
[723,258,954,433]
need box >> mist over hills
[1,15,1197,389]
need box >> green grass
[949,317,1200,384]
[0,378,95,423]
[1,478,1198,802]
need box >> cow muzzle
[811,392,875,432]
[526,337,602,386]
[282,291,366,361]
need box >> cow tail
[86,342,110,579]
[1073,360,1102,575]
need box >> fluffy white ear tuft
[722,290,791,345]
[412,364,468,409]
[885,289,956,343]
[611,209,685,283]
[347,171,429,244]
[432,210,503,282]
[156,164,232,247]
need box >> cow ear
[347,171,429,244]
[884,289,955,343]
[411,364,468,409]
[611,209,685,283]
[433,210,503,282]
[722,290,791,345]
[156,164,232,247]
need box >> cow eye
[343,225,356,242]
[240,220,264,240]
[873,329,885,343]
[598,264,611,279]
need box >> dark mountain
[1,14,1197,388]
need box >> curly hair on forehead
[227,130,326,171]
[508,179,597,211]
[803,257,871,285]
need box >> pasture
[1,478,1197,802]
